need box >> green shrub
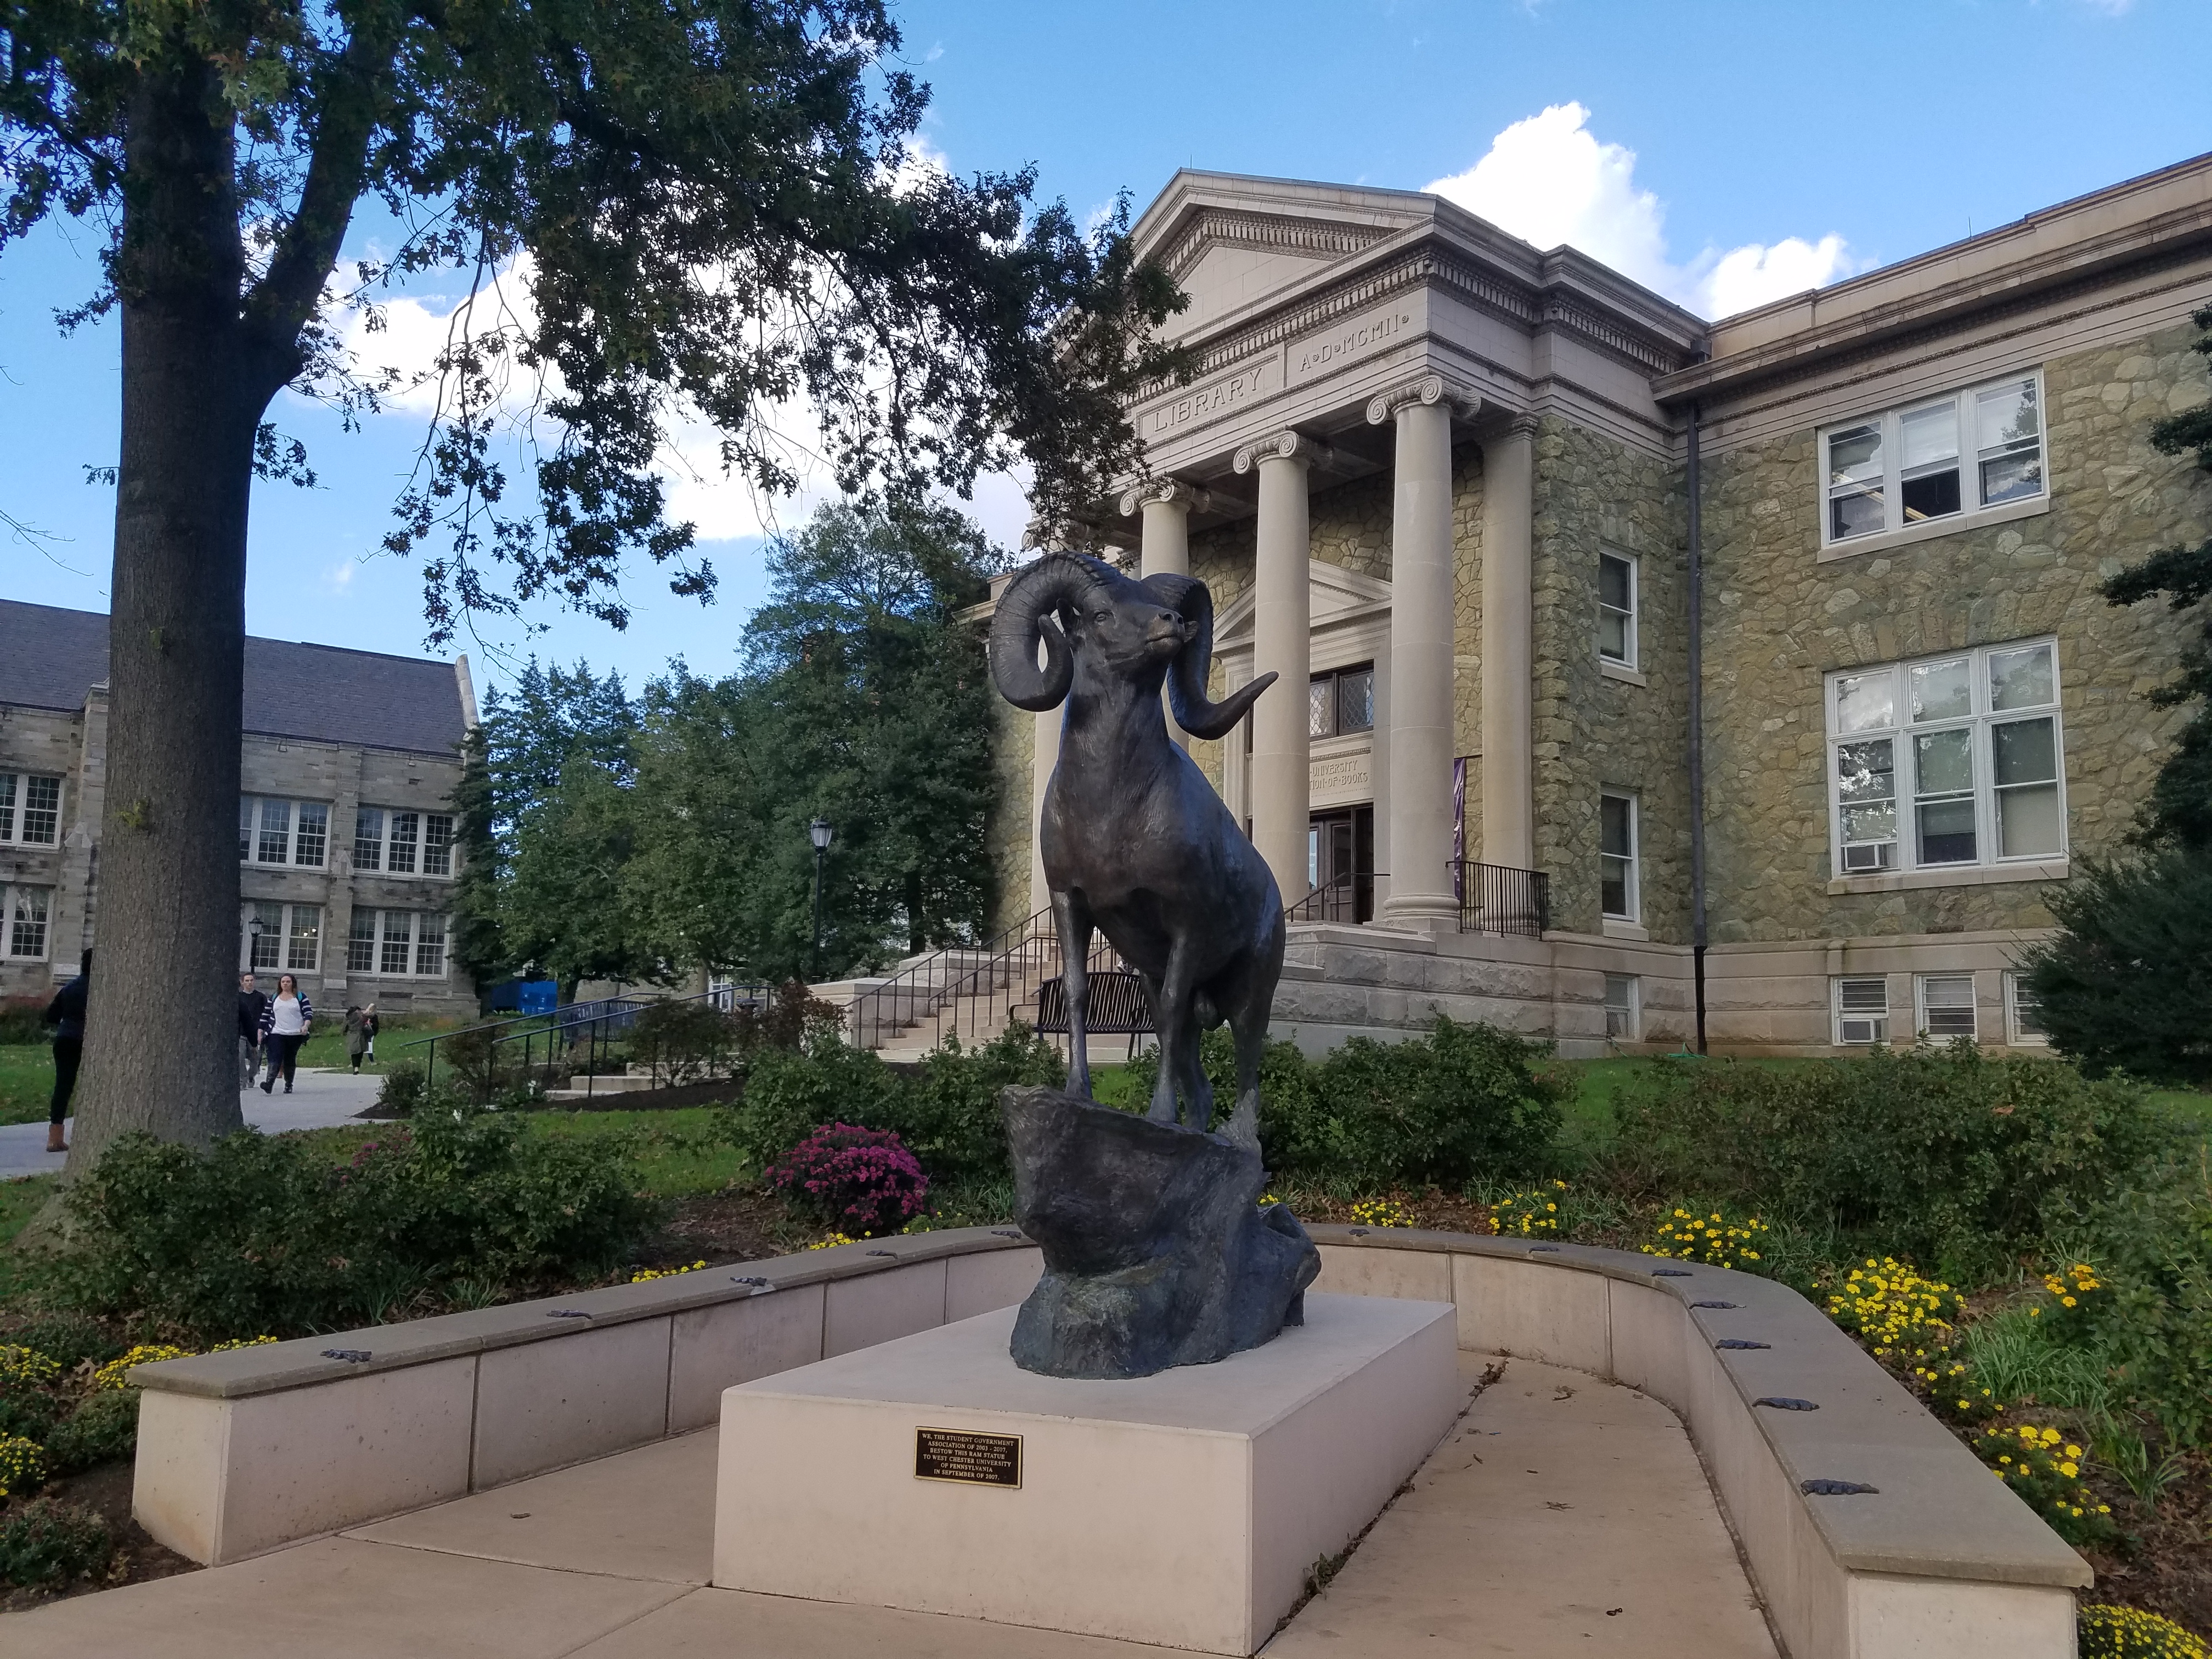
[0,1001,45,1045]
[48,1110,664,1340]
[0,1387,58,1444]
[1,1313,122,1372]
[1127,1017,1565,1190]
[1601,1045,2172,1280]
[0,1498,111,1589]
[724,1043,901,1173]
[42,1389,140,1475]
[2022,850,2212,1085]
[2077,1158,2212,1447]
[374,1060,428,1118]
[894,1025,1065,1182]
[631,1000,742,1086]
[721,1023,1062,1186]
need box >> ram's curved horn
[1144,573,1277,742]
[988,554,1103,711]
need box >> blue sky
[3,0,2207,698]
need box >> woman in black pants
[258,972,313,1094]
[42,949,89,1154]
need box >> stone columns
[1120,479,1210,748]
[1369,375,1476,929]
[1030,701,1060,917]
[1480,415,1539,871]
[1233,432,1317,901]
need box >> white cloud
[1423,103,1861,320]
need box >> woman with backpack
[258,973,312,1094]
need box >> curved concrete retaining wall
[131,1225,2088,1657]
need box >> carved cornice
[1128,242,1692,410]
[1232,431,1344,474]
[1159,210,1391,284]
[1365,373,1482,426]
[1116,478,1214,517]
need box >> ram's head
[987,552,1276,742]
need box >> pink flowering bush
[765,1124,928,1237]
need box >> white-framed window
[1598,550,1638,669]
[1821,371,2045,548]
[2006,973,2048,1045]
[3,884,52,960]
[1834,976,1890,1045]
[239,797,329,868]
[350,909,450,978]
[1827,639,2064,877]
[354,808,454,878]
[0,773,63,847]
[1916,974,1978,1041]
[1602,973,1639,1040]
[1599,792,1639,921]
[240,901,321,973]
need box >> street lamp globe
[809,817,834,852]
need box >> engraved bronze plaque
[914,1426,1023,1489]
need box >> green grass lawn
[0,1044,54,1127]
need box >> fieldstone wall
[1528,416,1690,940]
[1699,324,2210,945]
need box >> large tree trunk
[65,65,275,1174]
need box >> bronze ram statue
[989,552,1284,1146]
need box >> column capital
[1500,412,1542,442]
[1232,430,1338,475]
[1364,373,1481,428]
[1116,477,1212,518]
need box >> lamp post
[808,817,834,981]
[246,914,263,976]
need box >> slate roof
[0,599,470,759]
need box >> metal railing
[399,980,769,1103]
[847,908,1139,1054]
[1284,869,1385,925]
[1450,859,1551,939]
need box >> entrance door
[1306,805,1375,922]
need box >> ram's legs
[1148,933,1205,1127]
[1052,889,1096,1099]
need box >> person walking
[363,1003,378,1064]
[238,972,269,1090]
[41,950,89,1154]
[343,1005,373,1074]
[258,973,312,1094]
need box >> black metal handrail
[847,907,1138,1054]
[1283,868,1386,924]
[400,981,768,1102]
[1449,859,1551,939]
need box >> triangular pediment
[1216,560,1391,647]
[1132,173,1437,340]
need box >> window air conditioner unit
[1842,841,1895,872]
[1838,1015,1888,1044]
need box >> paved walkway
[8,1356,1778,1658]
[0,1067,382,1181]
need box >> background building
[986,155,2212,1056]
[0,599,479,1018]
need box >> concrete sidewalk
[5,1356,1777,1658]
[0,1067,383,1181]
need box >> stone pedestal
[712,1294,1461,1656]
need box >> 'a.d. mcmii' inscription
[915,1426,1023,1488]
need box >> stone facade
[1528,416,1689,941]
[1699,326,2209,949]
[974,157,2212,1055]
[0,601,479,1018]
